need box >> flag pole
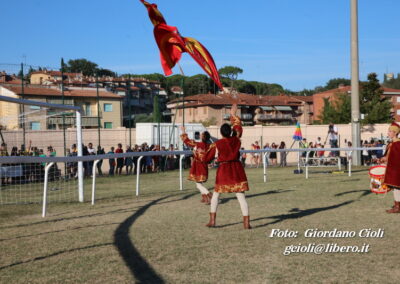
[177,63,185,128]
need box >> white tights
[196,183,209,195]
[210,192,249,216]
[394,189,400,202]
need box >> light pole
[351,0,361,165]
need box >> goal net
[0,95,83,204]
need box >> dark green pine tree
[360,73,392,124]
[152,95,162,123]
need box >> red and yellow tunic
[383,138,400,189]
[180,133,213,182]
[208,115,249,193]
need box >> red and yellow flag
[140,1,223,90]
[153,23,185,76]
[183,37,222,89]
[140,0,166,26]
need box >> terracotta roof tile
[1,85,123,99]
[168,93,307,108]
[314,86,400,96]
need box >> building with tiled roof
[30,70,83,85]
[0,72,22,85]
[28,72,168,126]
[0,84,123,130]
[167,92,314,126]
[313,86,400,122]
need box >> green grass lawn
[1,166,399,284]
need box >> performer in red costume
[381,122,400,213]
[180,127,213,204]
[205,103,251,229]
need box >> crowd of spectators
[0,136,390,185]
[71,142,186,178]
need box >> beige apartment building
[30,71,83,85]
[0,85,123,130]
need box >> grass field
[1,166,399,284]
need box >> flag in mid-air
[140,0,223,90]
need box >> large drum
[369,165,391,194]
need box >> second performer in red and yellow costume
[180,127,214,204]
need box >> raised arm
[230,104,242,138]
[179,126,197,148]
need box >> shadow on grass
[339,179,360,183]
[0,207,141,230]
[0,222,120,242]
[114,192,197,283]
[215,200,355,229]
[0,242,113,271]
[0,191,198,230]
[219,189,293,205]
[335,189,371,198]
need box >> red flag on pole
[183,37,223,89]
[153,23,185,76]
[140,0,166,26]
[140,1,223,90]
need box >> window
[104,122,113,129]
[30,105,40,110]
[30,122,40,130]
[85,103,91,116]
[104,103,113,112]
[397,109,400,115]
[397,97,400,103]
[47,124,56,130]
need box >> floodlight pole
[351,0,361,165]
[20,63,26,147]
[61,58,67,157]
[76,110,84,202]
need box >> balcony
[47,116,100,127]
[223,114,253,120]
[257,113,294,121]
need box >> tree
[319,97,336,124]
[319,73,392,125]
[360,73,392,124]
[65,59,98,76]
[383,73,400,89]
[152,95,162,123]
[96,68,116,77]
[318,93,351,124]
[238,82,256,94]
[218,66,243,90]
[324,78,351,90]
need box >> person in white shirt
[328,123,338,156]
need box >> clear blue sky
[1,0,399,91]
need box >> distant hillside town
[1,69,400,132]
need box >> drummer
[380,122,400,213]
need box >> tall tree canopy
[65,59,98,76]
[319,73,392,124]
[360,73,392,124]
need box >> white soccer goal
[0,95,84,204]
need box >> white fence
[0,147,384,217]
